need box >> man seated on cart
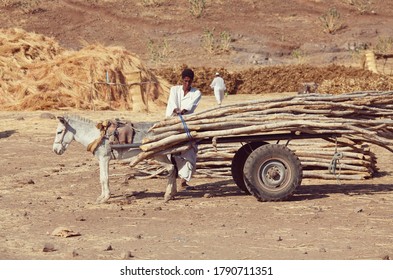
[165,68,202,190]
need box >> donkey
[52,115,178,203]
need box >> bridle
[54,124,67,146]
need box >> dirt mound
[0,28,170,111]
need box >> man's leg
[214,87,221,105]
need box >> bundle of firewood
[192,139,377,180]
[129,91,393,179]
[131,139,376,180]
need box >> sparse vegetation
[374,36,393,54]
[0,0,41,12]
[188,0,206,18]
[344,0,374,15]
[219,31,232,52]
[202,29,215,54]
[141,0,162,7]
[147,38,172,63]
[201,29,232,54]
[319,8,344,34]
[202,28,232,54]
[291,49,306,63]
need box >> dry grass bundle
[0,28,64,106]
[0,28,170,111]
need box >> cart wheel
[243,144,302,201]
[231,142,266,194]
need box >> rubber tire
[231,142,266,194]
[243,144,302,201]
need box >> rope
[87,120,112,154]
[328,152,343,175]
[328,137,343,183]
[178,114,193,140]
[178,114,199,154]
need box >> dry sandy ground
[1,94,393,260]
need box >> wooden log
[140,131,197,152]
[142,130,181,144]
[302,170,368,180]
[196,161,232,167]
[298,156,372,167]
[299,160,370,172]
[126,143,192,166]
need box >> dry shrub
[319,8,344,34]
[0,28,170,111]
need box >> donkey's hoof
[96,196,110,204]
[164,194,174,203]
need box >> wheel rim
[259,160,287,189]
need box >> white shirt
[165,85,202,118]
[210,76,226,91]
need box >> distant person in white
[210,72,226,105]
[165,68,202,190]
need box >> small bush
[219,31,232,52]
[141,0,162,7]
[319,8,344,34]
[201,29,233,54]
[344,0,374,15]
[374,36,393,54]
[202,29,215,54]
[147,38,172,63]
[291,49,306,63]
[188,0,206,18]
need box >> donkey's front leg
[96,155,111,204]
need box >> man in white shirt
[165,68,202,190]
[210,72,226,105]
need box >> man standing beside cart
[165,68,202,190]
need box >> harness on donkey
[87,119,135,155]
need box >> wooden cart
[111,132,339,202]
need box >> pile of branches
[193,140,376,180]
[129,91,393,178]
[131,139,376,181]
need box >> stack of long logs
[192,139,377,180]
[130,91,393,180]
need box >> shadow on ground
[108,178,393,204]
[0,130,17,139]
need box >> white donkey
[52,115,178,203]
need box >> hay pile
[0,28,169,111]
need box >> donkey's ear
[57,116,65,124]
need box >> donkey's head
[53,116,76,155]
